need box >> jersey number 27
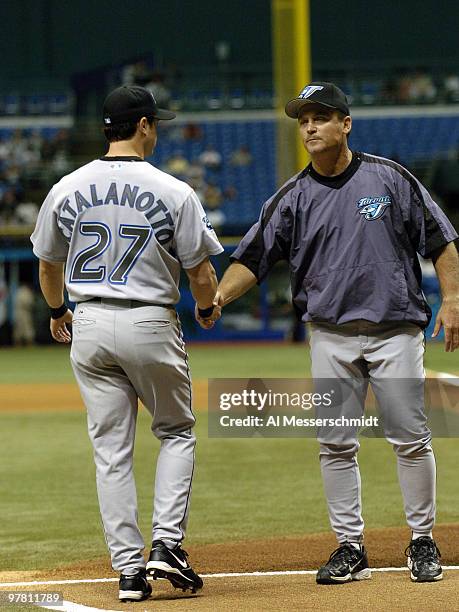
[69,222,152,285]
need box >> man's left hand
[432,297,459,351]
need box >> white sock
[412,531,432,540]
[349,542,362,550]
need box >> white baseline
[1,566,459,588]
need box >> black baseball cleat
[146,540,203,593]
[405,536,443,582]
[316,543,371,584]
[118,567,152,602]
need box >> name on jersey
[58,183,174,245]
[357,195,391,220]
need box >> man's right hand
[195,292,224,329]
[50,309,73,343]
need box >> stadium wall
[2,1,459,89]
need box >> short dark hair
[103,116,155,142]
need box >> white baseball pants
[70,299,195,574]
[308,320,436,543]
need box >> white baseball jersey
[31,157,224,304]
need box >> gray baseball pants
[308,320,436,544]
[70,299,195,574]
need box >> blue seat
[23,94,48,115]
[1,94,21,115]
[48,93,70,115]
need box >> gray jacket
[232,152,458,327]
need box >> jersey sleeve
[173,190,224,269]
[30,189,69,262]
[230,192,292,283]
[397,171,458,258]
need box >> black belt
[84,298,174,309]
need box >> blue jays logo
[202,215,214,231]
[298,85,324,99]
[357,195,391,220]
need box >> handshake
[192,260,256,331]
[194,291,224,329]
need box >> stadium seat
[152,114,459,232]
[1,94,21,115]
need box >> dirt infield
[2,372,458,413]
[1,525,458,611]
[1,572,458,611]
[0,381,208,412]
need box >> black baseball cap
[285,82,350,118]
[103,85,176,125]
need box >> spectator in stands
[0,131,39,169]
[185,161,207,197]
[0,170,6,197]
[230,145,253,166]
[9,129,29,165]
[54,128,70,151]
[40,135,56,162]
[199,145,222,171]
[187,179,206,204]
[41,129,69,163]
[50,149,71,179]
[204,181,223,208]
[164,151,190,177]
[0,188,19,224]
[397,70,437,104]
[203,181,225,231]
[444,74,459,102]
[121,60,153,87]
[0,136,9,160]
[186,160,206,182]
[0,128,72,224]
[20,143,41,167]
[410,69,437,103]
[14,201,39,225]
[3,165,22,190]
[223,184,238,200]
[146,72,172,108]
[13,284,36,346]
[183,123,203,141]
[28,129,44,155]
[158,121,184,143]
[397,73,415,103]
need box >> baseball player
[207,82,459,583]
[31,85,223,603]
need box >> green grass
[424,341,459,373]
[0,342,458,572]
[0,409,458,572]
[0,340,455,385]
[0,346,75,384]
[0,344,311,384]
